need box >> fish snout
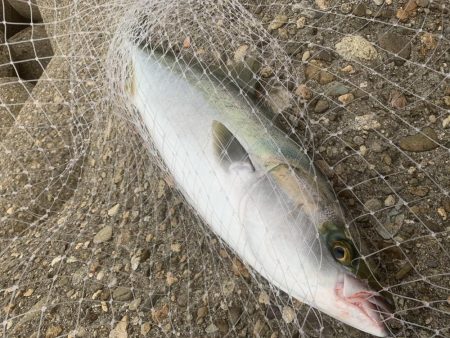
[333,273,392,337]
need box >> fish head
[211,121,393,336]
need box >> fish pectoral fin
[212,120,254,171]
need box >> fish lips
[334,273,393,337]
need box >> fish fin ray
[212,120,254,171]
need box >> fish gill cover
[0,0,449,337]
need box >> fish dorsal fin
[212,120,254,171]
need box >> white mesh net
[0,0,449,337]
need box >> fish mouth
[335,273,393,336]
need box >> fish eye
[331,241,352,265]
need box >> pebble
[205,323,218,334]
[302,50,311,61]
[341,65,355,74]
[305,60,334,85]
[396,0,417,22]
[112,286,132,301]
[353,113,381,130]
[335,36,378,61]
[197,306,208,320]
[314,100,329,113]
[359,145,368,156]
[140,322,151,336]
[93,225,113,243]
[258,291,270,305]
[8,25,54,80]
[233,44,249,63]
[442,115,450,129]
[109,316,128,338]
[108,203,120,216]
[352,3,366,16]
[296,17,306,29]
[282,306,296,323]
[398,127,439,152]
[253,319,268,336]
[338,93,354,105]
[215,319,229,334]
[373,0,384,5]
[268,15,288,31]
[378,32,411,65]
[390,90,407,110]
[444,96,450,107]
[45,326,63,338]
[324,82,350,97]
[409,186,429,197]
[437,207,447,220]
[384,195,396,207]
[340,3,352,14]
[415,0,429,7]
[295,84,312,100]
[365,198,382,212]
[395,261,413,280]
[228,306,242,326]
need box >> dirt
[0,1,448,338]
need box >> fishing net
[0,0,448,337]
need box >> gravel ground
[0,1,448,338]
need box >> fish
[126,45,393,337]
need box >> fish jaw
[315,272,391,337]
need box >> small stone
[197,306,208,320]
[338,93,354,105]
[228,306,242,325]
[221,280,235,296]
[378,33,411,65]
[415,0,429,7]
[359,145,368,156]
[443,115,450,129]
[260,66,273,78]
[233,45,249,63]
[205,323,218,334]
[444,96,450,107]
[390,90,407,110]
[140,322,151,336]
[335,35,378,61]
[314,100,329,114]
[396,0,417,22]
[166,272,178,286]
[109,316,128,338]
[398,127,439,152]
[302,50,311,61]
[365,198,382,212]
[112,287,132,301]
[45,326,63,338]
[108,203,120,216]
[268,15,288,31]
[384,195,396,207]
[182,36,191,49]
[128,297,141,311]
[353,114,381,130]
[352,3,366,16]
[282,306,296,324]
[215,319,229,334]
[151,304,169,323]
[315,0,330,10]
[295,84,312,100]
[395,262,413,280]
[409,186,429,197]
[231,258,250,279]
[93,225,113,244]
[253,319,268,336]
[258,291,270,305]
[340,3,352,14]
[341,65,355,73]
[373,0,384,5]
[325,82,350,96]
[437,207,447,220]
[23,288,34,297]
[296,17,306,29]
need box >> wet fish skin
[127,46,392,337]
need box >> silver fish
[126,45,393,337]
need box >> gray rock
[8,25,53,80]
[398,127,439,152]
[378,32,411,66]
[113,286,133,301]
[314,99,329,113]
[324,82,350,97]
[205,323,218,334]
[335,35,377,61]
[0,77,34,139]
[415,0,429,7]
[7,0,42,21]
[352,3,366,17]
[93,225,113,243]
[364,198,382,212]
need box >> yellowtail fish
[126,45,393,337]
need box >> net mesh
[0,0,449,337]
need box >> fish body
[127,46,391,337]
